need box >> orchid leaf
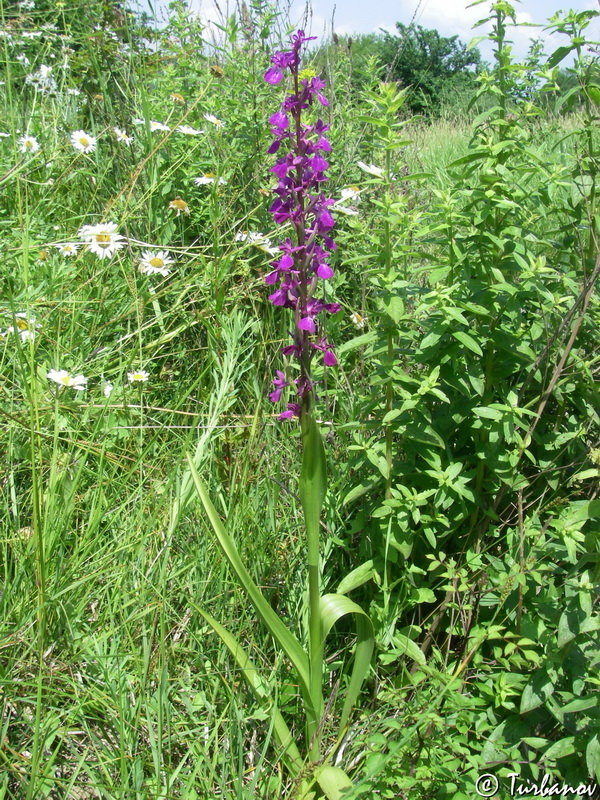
[319,593,374,731]
[315,765,354,799]
[195,605,303,778]
[186,454,312,705]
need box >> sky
[139,0,600,63]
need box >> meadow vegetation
[0,0,599,797]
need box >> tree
[377,23,485,115]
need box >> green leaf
[588,86,600,107]
[473,406,503,421]
[194,606,302,777]
[447,151,488,168]
[586,734,600,781]
[300,412,327,546]
[543,737,576,761]
[185,455,311,702]
[319,593,374,731]
[547,44,576,68]
[382,295,404,324]
[520,666,556,713]
[392,633,426,666]
[561,696,597,713]
[315,765,354,800]
[337,561,377,595]
[337,331,377,355]
[343,481,378,506]
[452,330,483,356]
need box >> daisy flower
[177,125,204,136]
[78,222,124,259]
[6,312,41,342]
[47,369,87,390]
[55,242,79,257]
[203,113,224,128]
[113,127,133,145]
[71,130,96,154]
[339,186,361,203]
[139,250,173,276]
[103,382,113,397]
[350,312,367,329]
[18,135,40,154]
[128,370,149,383]
[149,120,170,132]
[194,173,226,186]
[170,92,185,104]
[357,161,384,178]
[168,197,190,217]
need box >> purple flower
[264,30,339,421]
[270,370,289,403]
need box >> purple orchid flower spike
[264,30,339,421]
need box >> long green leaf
[319,593,374,731]
[186,454,312,705]
[315,765,354,799]
[195,606,303,777]
[299,411,327,752]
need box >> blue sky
[140,0,599,63]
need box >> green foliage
[376,23,485,115]
[0,0,598,797]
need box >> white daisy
[203,113,224,127]
[149,120,170,132]
[339,186,361,203]
[350,312,367,329]
[132,117,145,126]
[333,204,359,217]
[47,369,87,390]
[168,197,190,217]
[6,312,41,342]
[71,130,96,154]
[177,125,204,136]
[55,242,79,257]
[139,250,174,277]
[78,222,124,260]
[18,135,39,154]
[128,370,149,383]
[113,127,133,145]
[194,173,226,186]
[103,382,113,397]
[66,87,81,96]
[357,161,384,178]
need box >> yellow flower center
[170,198,187,209]
[79,137,89,146]
[25,140,33,148]
[16,319,28,330]
[149,257,164,268]
[205,172,215,179]
[95,234,111,247]
[60,375,72,385]
[132,373,144,380]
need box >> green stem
[384,147,393,500]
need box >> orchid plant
[187,30,374,798]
